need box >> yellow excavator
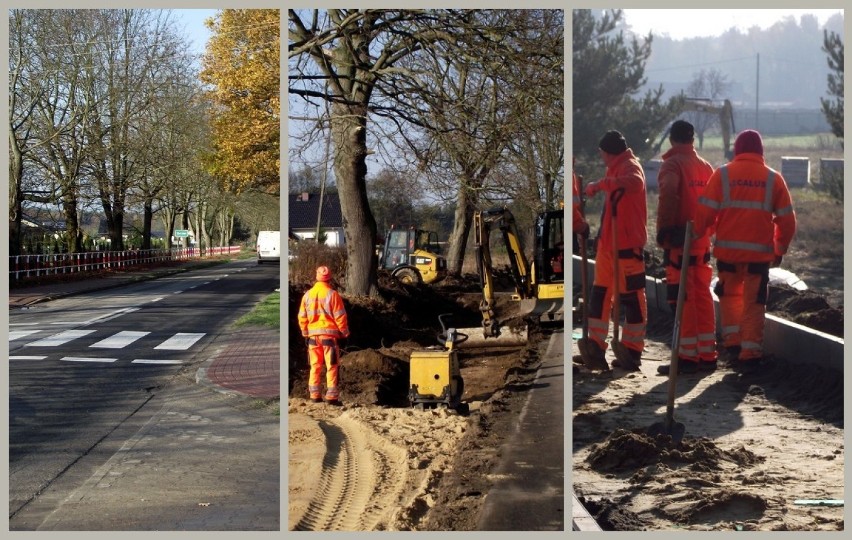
[471,206,565,344]
[379,226,447,285]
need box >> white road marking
[9,330,41,341]
[154,333,205,350]
[150,297,164,303]
[26,330,96,347]
[61,357,118,363]
[131,359,183,365]
[9,356,47,360]
[90,331,150,349]
[84,307,140,325]
[9,322,38,326]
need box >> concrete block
[781,156,810,187]
[817,158,843,189]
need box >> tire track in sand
[292,414,407,531]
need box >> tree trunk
[446,186,476,276]
[61,189,84,253]
[9,131,23,256]
[331,101,378,297]
[142,199,154,250]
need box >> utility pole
[755,53,760,130]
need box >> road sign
[174,229,189,238]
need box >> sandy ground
[287,331,541,531]
[572,314,844,531]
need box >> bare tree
[290,9,565,284]
[684,68,731,149]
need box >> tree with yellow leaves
[201,9,280,195]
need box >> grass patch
[235,291,280,329]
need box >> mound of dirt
[766,284,843,337]
[586,429,764,472]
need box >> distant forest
[619,11,844,111]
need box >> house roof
[289,192,343,230]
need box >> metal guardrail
[9,246,242,281]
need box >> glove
[656,225,686,249]
[584,181,601,198]
[771,255,783,268]
[576,221,590,239]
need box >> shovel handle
[665,221,694,418]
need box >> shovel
[648,220,694,444]
[609,188,636,370]
[575,176,609,371]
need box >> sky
[172,8,219,57]
[622,9,843,40]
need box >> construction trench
[571,254,844,532]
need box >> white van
[256,230,281,264]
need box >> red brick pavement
[206,328,281,400]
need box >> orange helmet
[316,266,331,282]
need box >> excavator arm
[473,207,536,337]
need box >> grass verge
[234,290,280,329]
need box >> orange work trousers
[588,246,647,354]
[713,261,770,361]
[307,336,340,400]
[665,248,717,362]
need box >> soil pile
[766,284,843,338]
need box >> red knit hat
[734,129,764,156]
[316,266,331,282]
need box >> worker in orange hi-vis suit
[298,266,350,405]
[655,120,717,376]
[694,129,797,374]
[583,130,648,371]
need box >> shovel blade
[648,420,686,445]
[611,341,640,371]
[577,338,610,371]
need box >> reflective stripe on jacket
[598,148,647,251]
[695,153,796,263]
[656,144,715,252]
[298,281,350,338]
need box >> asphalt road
[9,259,279,528]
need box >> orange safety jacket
[695,153,796,263]
[597,148,647,252]
[657,144,715,252]
[298,281,350,339]
[572,172,586,231]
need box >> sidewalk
[8,264,280,401]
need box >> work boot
[311,397,323,403]
[325,398,343,406]
[612,348,641,371]
[734,357,764,376]
[581,340,610,371]
[657,358,699,375]
[719,345,741,367]
[699,360,718,372]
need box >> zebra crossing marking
[61,357,118,363]
[9,330,40,341]
[154,333,205,350]
[9,356,47,360]
[91,331,150,349]
[26,330,96,347]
